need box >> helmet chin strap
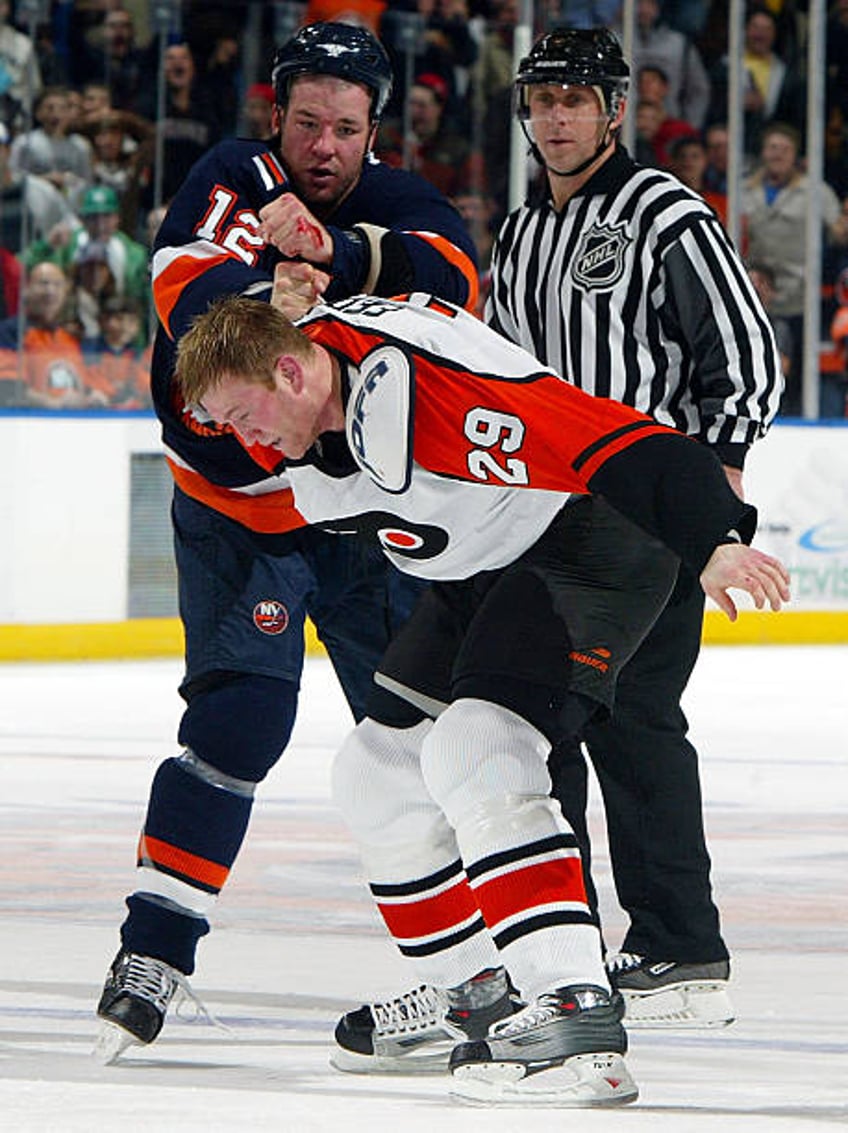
[522,118,616,179]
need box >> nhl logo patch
[252,600,290,635]
[571,220,631,292]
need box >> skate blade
[450,1052,638,1107]
[93,1019,142,1065]
[623,982,735,1029]
[330,1044,451,1076]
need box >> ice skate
[331,966,515,1075]
[608,953,735,1029]
[94,950,182,1064]
[449,984,637,1107]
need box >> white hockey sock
[421,698,609,1000]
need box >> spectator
[0,260,103,408]
[818,264,848,418]
[242,83,275,141]
[378,71,481,197]
[68,238,117,340]
[468,0,517,221]
[742,123,848,414]
[631,0,710,129]
[827,0,848,120]
[634,97,666,166]
[8,85,92,216]
[747,261,794,381]
[0,0,42,131]
[23,183,149,335]
[667,134,727,227]
[72,6,149,115]
[80,81,112,126]
[135,42,224,210]
[0,227,19,316]
[83,293,151,409]
[33,14,67,87]
[707,6,803,165]
[451,186,498,312]
[190,16,241,139]
[470,0,517,109]
[703,120,729,193]
[824,106,848,200]
[83,109,154,237]
[636,65,698,165]
[380,0,478,128]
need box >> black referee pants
[549,569,730,965]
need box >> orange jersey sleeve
[409,358,673,492]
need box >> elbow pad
[353,223,416,296]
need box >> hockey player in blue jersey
[95,21,479,1063]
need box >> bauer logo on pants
[571,220,631,291]
[252,600,289,635]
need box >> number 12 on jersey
[463,407,529,485]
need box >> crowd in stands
[0,0,846,416]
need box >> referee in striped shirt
[487,27,783,1028]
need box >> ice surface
[1,647,846,1131]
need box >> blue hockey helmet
[272,22,393,122]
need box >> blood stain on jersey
[252,600,290,635]
[570,220,631,292]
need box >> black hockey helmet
[515,27,629,121]
[271,22,393,122]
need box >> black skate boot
[94,949,182,1064]
[449,984,638,1106]
[331,966,516,1075]
[607,953,734,1029]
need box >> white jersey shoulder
[307,292,550,380]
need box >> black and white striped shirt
[486,148,783,467]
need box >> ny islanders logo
[252,600,289,635]
[571,220,631,292]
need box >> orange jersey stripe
[259,151,286,186]
[376,879,479,940]
[471,857,588,924]
[138,833,229,892]
[154,249,234,339]
[408,230,479,313]
[166,457,308,534]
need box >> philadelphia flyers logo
[252,600,289,635]
[320,513,448,560]
[378,528,425,552]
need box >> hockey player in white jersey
[175,292,789,1106]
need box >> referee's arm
[660,220,785,467]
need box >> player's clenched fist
[270,261,330,321]
[259,195,333,264]
[700,543,791,621]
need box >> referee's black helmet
[272,22,393,121]
[515,27,629,120]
